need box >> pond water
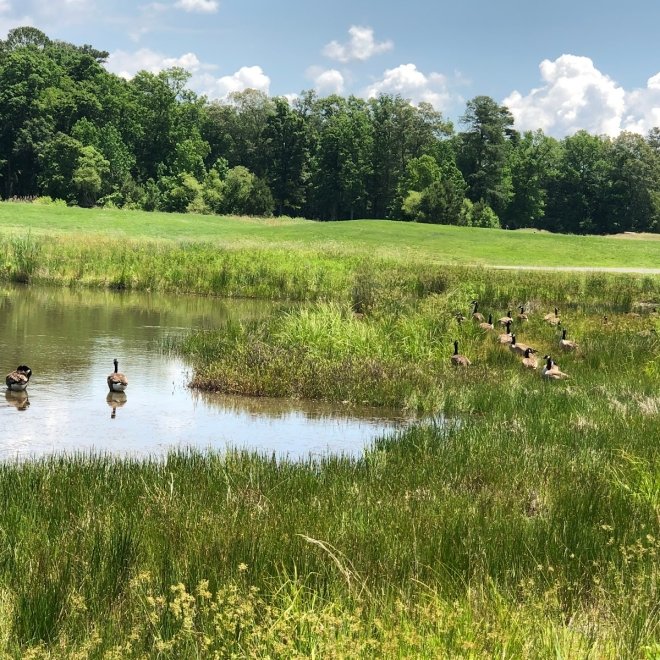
[0,285,407,460]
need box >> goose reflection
[5,390,30,411]
[106,392,127,419]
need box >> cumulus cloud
[365,63,453,110]
[621,73,660,134]
[503,54,660,137]
[306,66,345,95]
[106,48,269,101]
[198,65,270,99]
[106,48,203,79]
[175,0,218,12]
[0,1,12,13]
[323,25,392,63]
[504,55,627,137]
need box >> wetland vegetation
[0,207,658,657]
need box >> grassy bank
[1,201,660,269]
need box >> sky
[1,0,660,137]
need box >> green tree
[605,132,660,233]
[72,145,110,207]
[456,95,516,216]
[264,97,308,215]
[545,131,612,233]
[504,130,561,229]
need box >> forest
[1,26,660,234]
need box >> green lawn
[2,202,659,268]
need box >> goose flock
[4,360,128,395]
[452,302,583,379]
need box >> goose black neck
[453,341,459,355]
[114,359,119,373]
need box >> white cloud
[106,47,269,101]
[0,1,12,14]
[504,55,630,137]
[306,66,345,95]
[198,65,270,99]
[323,25,392,63]
[365,63,453,110]
[175,0,218,13]
[621,73,660,134]
[106,48,203,79]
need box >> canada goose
[450,340,471,367]
[107,359,128,392]
[6,365,32,391]
[602,315,610,325]
[509,334,533,356]
[544,307,561,325]
[498,320,513,344]
[471,300,484,322]
[455,312,466,325]
[517,306,529,321]
[479,313,494,331]
[559,328,578,351]
[541,355,569,380]
[521,347,538,369]
[498,310,513,326]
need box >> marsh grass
[0,225,657,655]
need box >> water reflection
[5,390,30,411]
[0,284,407,460]
[106,392,127,419]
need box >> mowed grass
[1,201,660,268]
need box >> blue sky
[2,0,660,136]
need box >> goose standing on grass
[517,306,529,321]
[498,320,513,345]
[450,340,471,367]
[559,328,579,351]
[545,307,561,325]
[499,310,514,326]
[541,355,569,380]
[509,334,533,356]
[6,365,32,391]
[521,348,538,369]
[471,300,484,322]
[107,359,128,392]
[479,313,494,331]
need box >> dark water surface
[0,285,406,460]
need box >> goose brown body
[107,359,128,392]
[450,340,471,367]
[541,356,569,380]
[498,310,513,326]
[559,328,578,351]
[521,347,538,369]
[509,334,533,356]
[471,301,484,322]
[6,365,32,392]
[498,320,513,344]
[479,313,494,331]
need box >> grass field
[1,201,659,269]
[0,202,658,657]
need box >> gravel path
[492,265,660,275]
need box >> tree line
[2,26,659,234]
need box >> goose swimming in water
[107,359,128,392]
[6,365,32,392]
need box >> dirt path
[492,265,660,275]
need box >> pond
[0,285,408,460]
